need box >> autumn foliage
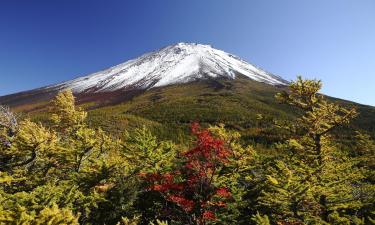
[1,77,374,225]
[144,123,233,224]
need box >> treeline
[0,77,374,225]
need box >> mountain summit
[0,43,289,107]
[45,43,288,93]
[0,43,374,139]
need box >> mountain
[1,43,374,141]
[50,42,288,93]
[0,43,287,107]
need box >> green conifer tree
[255,77,365,224]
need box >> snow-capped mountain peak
[48,42,288,93]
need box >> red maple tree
[144,122,233,225]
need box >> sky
[0,0,374,106]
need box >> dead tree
[0,105,19,170]
[0,105,18,136]
[0,105,18,149]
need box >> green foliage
[122,126,177,175]
[51,90,87,131]
[116,216,141,225]
[0,90,161,224]
[251,212,270,225]
[208,124,255,223]
[84,79,298,144]
[354,131,375,181]
[0,204,80,225]
[116,216,168,225]
[31,204,79,225]
[250,76,372,224]
[0,77,374,224]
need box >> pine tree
[116,216,168,225]
[354,131,375,182]
[0,90,108,224]
[255,77,365,224]
[352,131,375,223]
[251,212,270,225]
[51,90,87,132]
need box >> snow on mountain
[46,43,288,93]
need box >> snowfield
[47,43,288,93]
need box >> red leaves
[146,172,183,192]
[186,122,230,163]
[216,187,231,198]
[202,210,216,220]
[168,195,194,212]
[144,123,232,224]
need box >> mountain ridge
[50,42,287,93]
[1,43,374,140]
[1,43,288,97]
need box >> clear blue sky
[1,0,374,106]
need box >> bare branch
[0,105,18,134]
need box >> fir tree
[255,77,365,224]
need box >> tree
[1,78,374,224]
[352,131,375,223]
[0,105,18,170]
[88,126,177,225]
[0,90,107,224]
[251,212,270,225]
[0,105,18,135]
[144,123,254,225]
[353,131,375,182]
[254,77,365,224]
[0,203,80,225]
[51,89,87,132]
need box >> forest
[0,77,374,225]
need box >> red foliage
[144,123,233,224]
[216,187,231,198]
[202,210,216,220]
[185,122,230,162]
[168,195,195,212]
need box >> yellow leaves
[74,127,97,147]
[256,113,264,121]
[208,124,255,200]
[279,77,358,137]
[262,77,366,223]
[251,212,271,225]
[117,216,140,225]
[33,204,80,225]
[93,182,115,193]
[117,216,168,225]
[275,91,290,104]
[14,120,59,159]
[291,76,322,98]
[51,90,87,131]
[276,76,322,111]
[50,113,61,125]
[354,131,375,164]
[150,220,168,225]
[122,126,177,175]
[286,139,304,151]
[17,120,57,146]
[209,123,241,141]
[0,203,80,225]
[0,172,15,184]
[266,175,279,185]
[276,76,358,165]
[209,124,255,172]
